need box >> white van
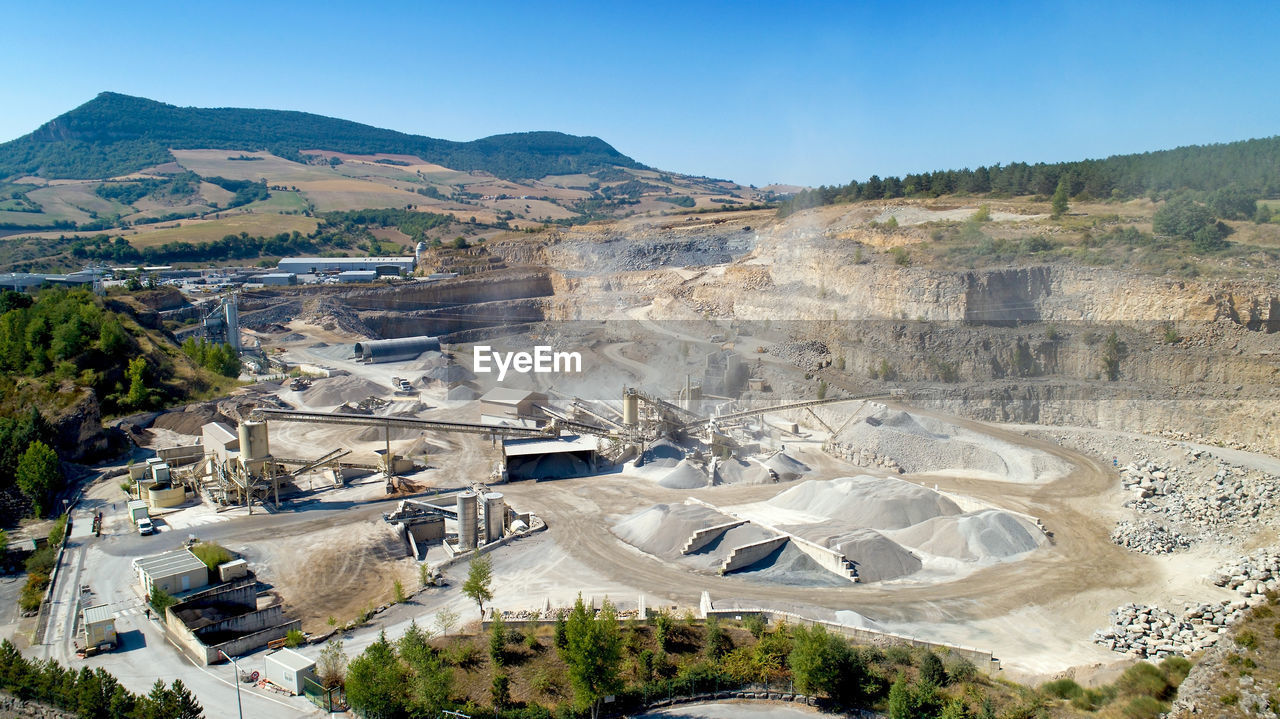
[136,518,155,536]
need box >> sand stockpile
[659,459,709,489]
[685,523,779,568]
[611,502,734,558]
[734,541,852,588]
[886,510,1046,561]
[643,439,685,469]
[762,452,810,481]
[152,403,221,436]
[767,475,961,529]
[777,524,922,583]
[833,407,1070,484]
[303,376,387,406]
[713,457,772,485]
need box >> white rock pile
[1092,600,1248,658]
[1110,519,1190,555]
[824,442,901,471]
[1212,547,1279,600]
[1115,454,1278,550]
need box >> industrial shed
[479,387,547,426]
[134,549,210,596]
[354,336,441,363]
[277,257,415,275]
[264,648,318,695]
[502,434,599,481]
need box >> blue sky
[1,1,1276,187]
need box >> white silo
[457,491,479,550]
[483,492,505,543]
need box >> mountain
[0,92,642,181]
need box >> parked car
[136,518,155,536]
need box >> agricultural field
[125,212,321,247]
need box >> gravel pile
[1091,601,1247,658]
[1117,453,1279,547]
[767,340,830,370]
[826,443,901,472]
[1211,547,1280,599]
[1110,519,1191,555]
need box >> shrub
[884,645,913,666]
[1235,630,1258,650]
[285,629,304,648]
[1042,678,1084,700]
[190,542,233,570]
[392,579,406,604]
[1117,662,1172,700]
[890,247,911,266]
[918,651,946,686]
[1122,695,1167,719]
[1159,655,1191,687]
[743,614,766,639]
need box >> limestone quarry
[110,199,1279,689]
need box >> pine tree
[1051,180,1069,219]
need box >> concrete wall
[146,485,186,509]
[704,604,999,674]
[681,520,746,555]
[157,444,204,466]
[165,581,298,665]
[787,536,857,582]
[720,536,788,573]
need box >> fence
[302,676,345,712]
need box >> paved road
[28,482,325,718]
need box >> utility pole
[218,650,244,719]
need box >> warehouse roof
[502,434,597,457]
[480,387,546,405]
[82,604,115,625]
[133,549,207,579]
[267,648,316,672]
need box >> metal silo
[457,491,479,550]
[483,492,505,543]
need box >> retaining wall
[681,520,746,555]
[720,536,788,573]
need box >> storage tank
[622,393,639,426]
[483,492,505,543]
[238,421,270,461]
[457,491,479,550]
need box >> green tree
[345,632,408,719]
[919,650,947,686]
[491,672,511,710]
[149,583,177,615]
[1101,330,1121,381]
[462,554,494,618]
[125,357,149,408]
[398,621,451,716]
[704,615,730,660]
[0,530,7,556]
[560,594,623,719]
[1050,180,1069,219]
[489,612,506,666]
[16,440,62,517]
[317,639,347,688]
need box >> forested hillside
[0,92,641,181]
[781,135,1280,214]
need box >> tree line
[0,639,203,718]
[779,135,1280,215]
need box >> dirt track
[497,404,1148,632]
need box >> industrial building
[353,336,441,363]
[501,435,599,481]
[276,257,415,276]
[134,548,210,596]
[260,272,298,286]
[82,604,117,651]
[479,387,548,427]
[337,270,378,283]
[0,270,100,292]
[264,649,318,695]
